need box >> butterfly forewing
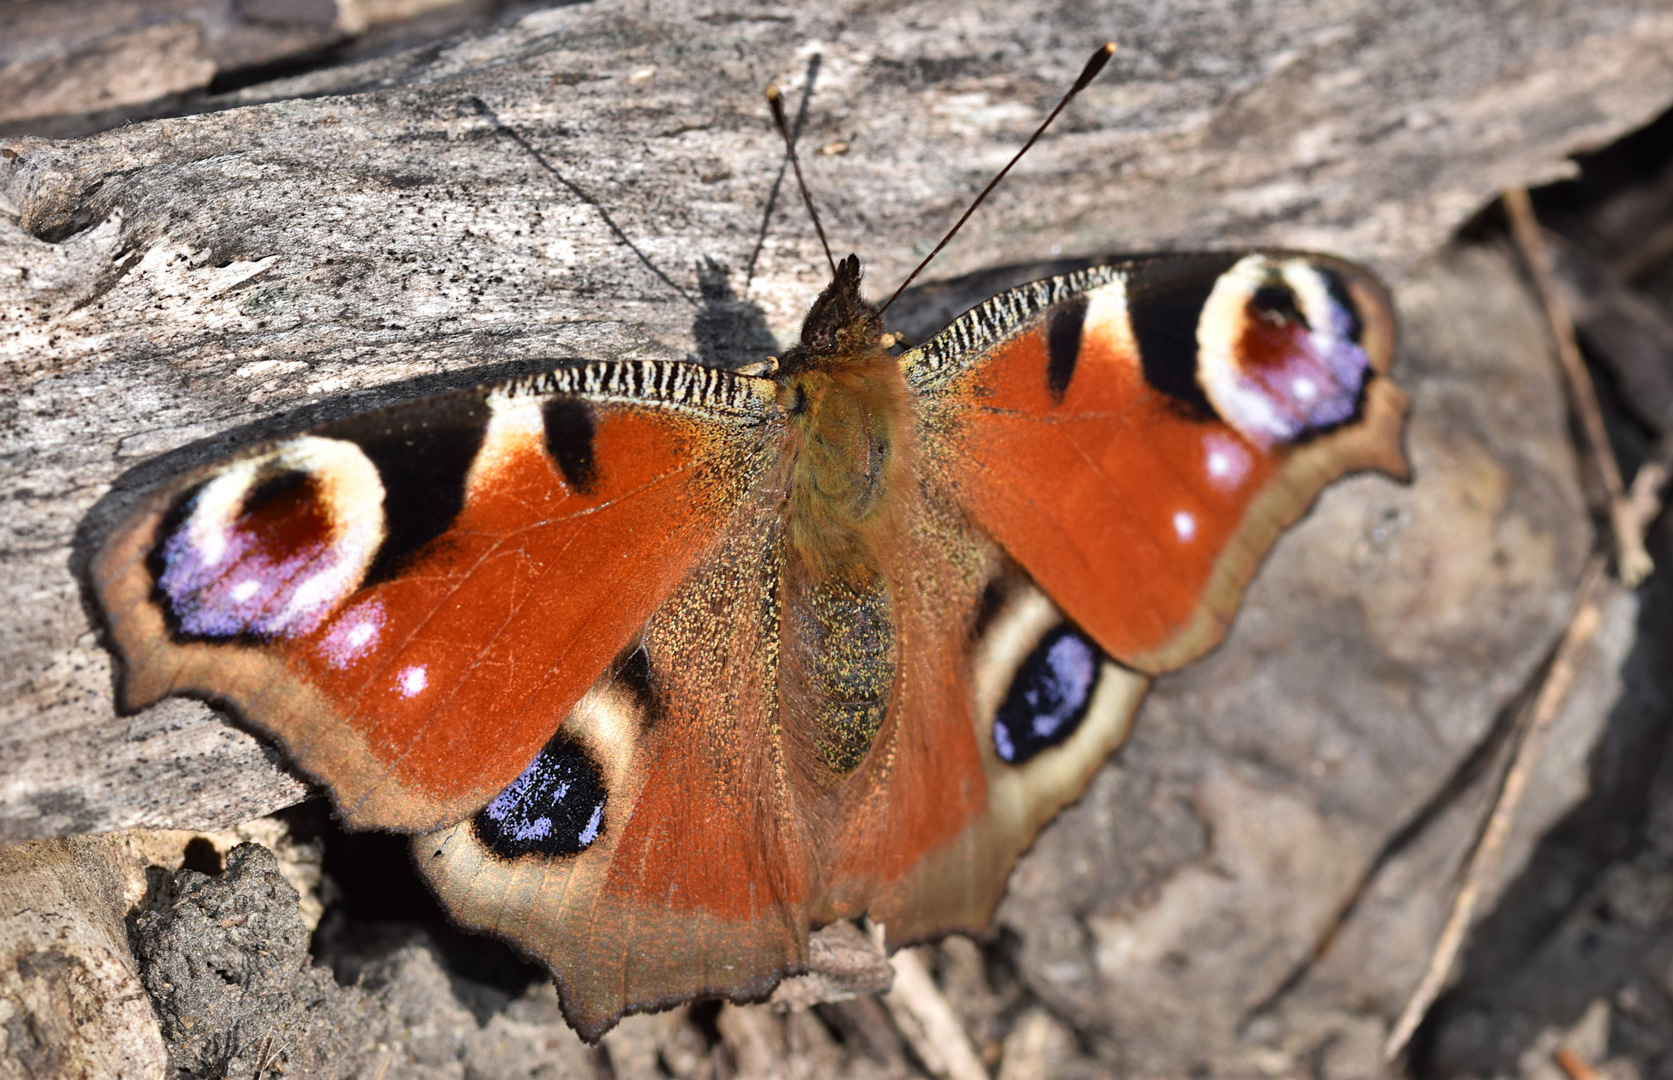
[93,361,776,831]
[905,251,1407,674]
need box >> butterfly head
[776,254,885,375]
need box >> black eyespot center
[471,732,608,859]
[993,624,1102,766]
[1249,282,1307,329]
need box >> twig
[1383,552,1611,1061]
[1620,431,1673,547]
[1385,187,1670,1058]
[1504,187,1652,585]
[716,1004,788,1080]
[249,1036,275,1080]
[1377,189,1661,1059]
[1556,1045,1602,1080]
[883,948,990,1080]
[996,1009,1055,1080]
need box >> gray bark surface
[3,0,1669,844]
[0,0,521,135]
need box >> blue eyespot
[993,626,1100,765]
[472,733,607,858]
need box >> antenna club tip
[765,84,782,101]
[1073,42,1117,91]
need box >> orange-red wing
[413,494,1154,1039]
[93,362,774,831]
[906,252,1408,673]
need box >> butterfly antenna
[767,83,839,278]
[878,42,1116,317]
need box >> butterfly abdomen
[783,569,897,775]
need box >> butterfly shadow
[289,801,549,1019]
[692,255,782,369]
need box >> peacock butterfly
[90,46,1408,1039]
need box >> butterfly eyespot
[146,436,385,642]
[1196,255,1375,446]
[472,731,608,859]
[993,624,1101,765]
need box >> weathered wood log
[0,833,169,1079]
[3,0,1668,844]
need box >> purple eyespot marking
[149,439,385,642]
[156,502,343,639]
[1243,320,1368,437]
[482,772,559,843]
[1198,258,1375,446]
[994,627,1100,765]
[473,732,608,859]
[1229,290,1367,441]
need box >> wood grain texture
[0,833,182,1080]
[0,0,1669,845]
[0,0,504,134]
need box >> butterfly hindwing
[417,471,1146,1037]
[93,362,775,831]
[420,491,821,1038]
